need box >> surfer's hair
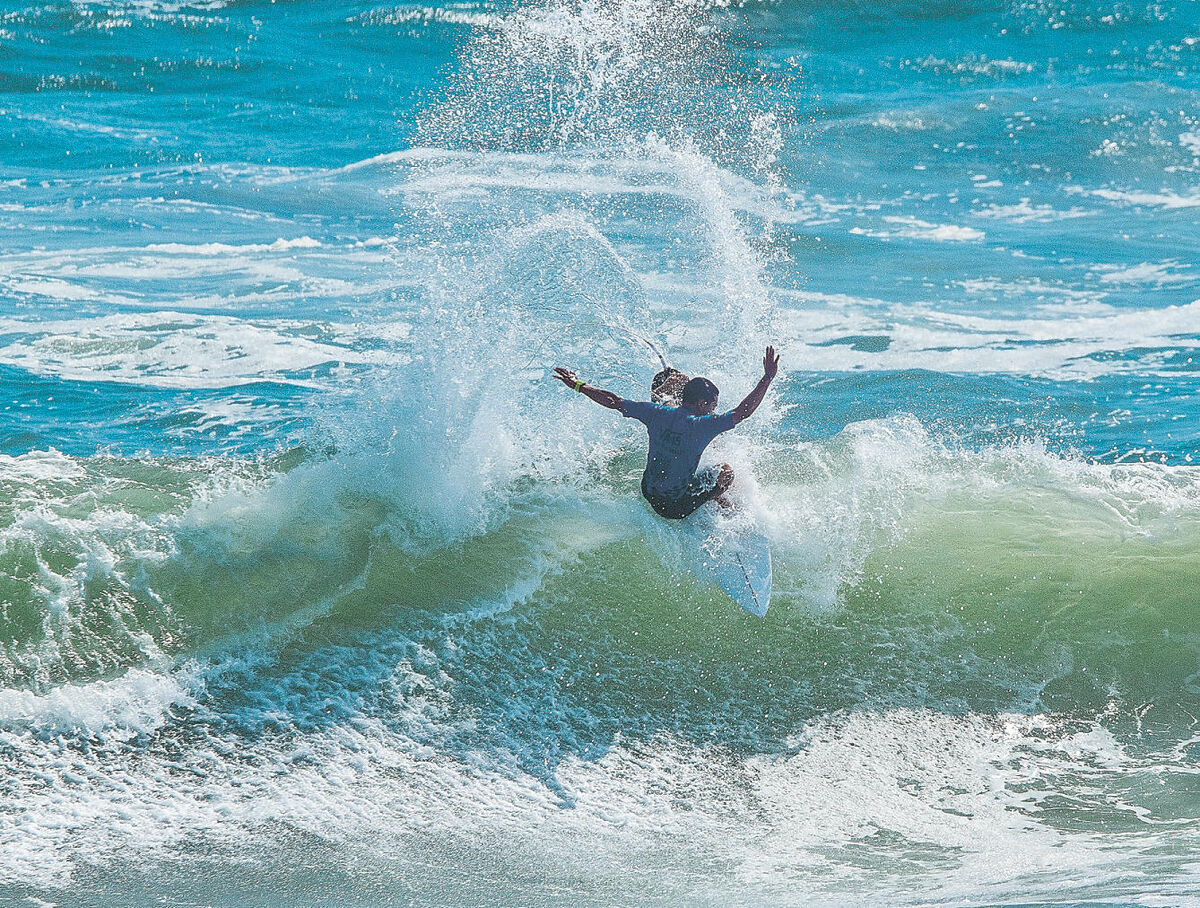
[651,367,687,402]
[681,377,719,408]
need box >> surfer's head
[681,377,719,414]
[651,367,688,405]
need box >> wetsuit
[619,400,735,519]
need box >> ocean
[2,0,1199,904]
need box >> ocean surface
[2,0,1199,904]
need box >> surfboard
[695,517,772,617]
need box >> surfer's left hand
[553,366,579,389]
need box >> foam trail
[413,0,786,402]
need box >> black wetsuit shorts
[641,467,722,520]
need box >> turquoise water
[2,1,1200,904]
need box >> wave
[3,416,1200,900]
[4,413,1198,712]
[0,312,394,389]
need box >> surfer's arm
[553,367,624,410]
[729,345,780,425]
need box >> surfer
[554,346,780,519]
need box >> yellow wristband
[573,379,585,392]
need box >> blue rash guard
[619,399,736,517]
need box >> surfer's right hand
[553,366,579,389]
[763,345,779,380]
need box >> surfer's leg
[713,463,734,492]
[642,466,735,520]
[665,465,734,518]
[713,463,734,508]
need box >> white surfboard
[694,517,772,617]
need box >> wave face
[2,0,1200,904]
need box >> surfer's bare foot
[716,494,735,510]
